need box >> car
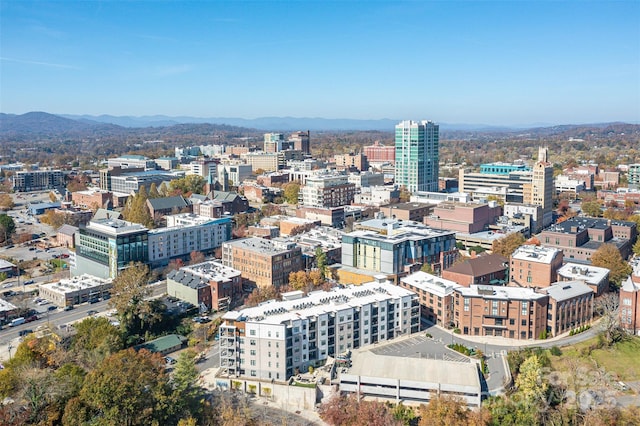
[63,305,74,311]
[87,310,98,316]
[164,356,177,365]
[37,300,49,306]
[61,254,69,259]
[24,280,35,285]
[1,283,13,289]
[47,306,57,311]
[28,247,36,251]
[19,329,33,337]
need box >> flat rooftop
[557,263,609,284]
[223,237,297,255]
[401,271,460,297]
[223,280,414,325]
[181,260,241,282]
[511,245,561,264]
[344,349,481,390]
[40,274,112,294]
[542,281,593,302]
[88,218,148,235]
[456,284,547,301]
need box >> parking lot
[371,333,472,363]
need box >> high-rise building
[394,120,439,192]
[264,133,285,153]
[289,131,310,155]
[629,164,640,188]
[523,147,554,228]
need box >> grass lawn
[49,259,68,269]
[550,336,640,381]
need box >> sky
[1,1,639,126]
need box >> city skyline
[1,1,639,126]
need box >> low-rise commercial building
[219,279,420,381]
[167,260,243,311]
[424,202,502,234]
[379,202,434,223]
[38,274,112,307]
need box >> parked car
[164,356,177,365]
[87,310,98,316]
[19,329,33,337]
[47,306,57,311]
[63,305,74,311]
[24,280,35,285]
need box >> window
[464,298,470,312]
[250,360,256,366]
[250,330,256,336]
[250,350,256,356]
[250,340,256,346]
[521,319,527,326]
[250,370,256,377]
[623,298,632,306]
[521,301,528,316]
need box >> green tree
[491,232,525,257]
[633,238,640,257]
[172,350,204,418]
[315,246,328,280]
[283,181,301,204]
[582,200,603,217]
[591,243,632,287]
[420,263,434,274]
[170,175,206,195]
[72,317,124,366]
[122,186,153,227]
[0,213,16,244]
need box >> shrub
[425,333,433,338]
[453,328,461,334]
[550,346,562,356]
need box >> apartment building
[503,203,544,234]
[219,279,420,381]
[342,218,458,277]
[147,214,232,267]
[348,171,384,188]
[364,141,395,164]
[12,169,64,192]
[454,285,548,339]
[399,271,460,327]
[110,170,184,194]
[334,153,368,172]
[222,237,303,288]
[107,155,156,170]
[299,173,356,208]
[167,260,243,311]
[541,281,594,337]
[557,263,610,297]
[353,186,400,207]
[510,245,563,288]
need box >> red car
[25,315,38,323]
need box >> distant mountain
[0,111,121,137]
[61,114,519,132]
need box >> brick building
[424,202,502,234]
[510,245,563,288]
[539,217,637,263]
[454,285,548,339]
[399,271,460,327]
[363,141,395,164]
[71,189,113,209]
[556,263,610,297]
[620,260,640,336]
[541,281,594,337]
[379,202,434,223]
[221,237,303,288]
[442,253,508,287]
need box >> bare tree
[595,292,621,345]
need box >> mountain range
[0,112,637,140]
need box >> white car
[37,300,49,306]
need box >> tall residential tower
[394,120,439,192]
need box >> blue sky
[1,1,639,125]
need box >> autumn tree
[148,182,161,199]
[68,348,179,426]
[491,232,525,257]
[245,285,279,307]
[514,354,548,404]
[122,186,153,227]
[418,395,489,426]
[633,238,640,257]
[0,193,15,210]
[71,317,124,367]
[319,394,401,426]
[283,181,301,204]
[189,250,206,265]
[590,243,632,287]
